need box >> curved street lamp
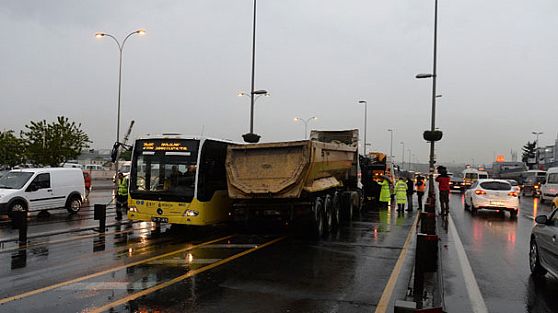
[293,116,317,139]
[95,29,145,176]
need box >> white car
[464,179,519,218]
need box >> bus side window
[197,140,228,202]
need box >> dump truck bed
[226,132,358,200]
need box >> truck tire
[312,197,325,240]
[340,192,353,222]
[332,192,341,229]
[324,194,333,234]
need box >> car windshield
[0,171,34,189]
[480,181,511,191]
[507,180,518,186]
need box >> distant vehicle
[540,167,558,204]
[490,161,528,182]
[506,179,521,198]
[449,172,466,192]
[0,168,85,217]
[83,164,106,171]
[521,170,546,197]
[61,162,83,169]
[462,168,489,189]
[530,208,558,278]
[464,179,519,218]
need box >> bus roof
[136,134,236,143]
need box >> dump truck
[225,130,361,238]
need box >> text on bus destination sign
[142,142,189,151]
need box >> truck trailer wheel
[324,194,333,234]
[311,197,325,240]
[332,192,341,229]
[340,192,353,222]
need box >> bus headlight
[129,207,138,213]
[183,209,199,217]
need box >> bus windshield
[130,139,200,202]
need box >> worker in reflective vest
[116,172,128,220]
[378,177,392,208]
[415,176,426,210]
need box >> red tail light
[508,192,518,197]
[475,190,486,195]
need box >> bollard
[413,233,439,305]
[420,212,436,235]
[13,210,28,245]
[94,204,107,233]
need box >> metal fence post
[94,204,107,233]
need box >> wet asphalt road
[445,192,558,313]
[0,191,417,313]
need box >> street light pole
[359,100,368,155]
[293,116,318,139]
[415,0,439,214]
[95,29,145,176]
[249,0,257,135]
[400,141,405,171]
[387,129,394,162]
[532,131,543,169]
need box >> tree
[0,130,25,168]
[21,116,91,167]
[522,141,537,164]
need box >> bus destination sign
[142,142,189,152]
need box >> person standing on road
[436,167,451,215]
[395,177,408,212]
[406,177,415,211]
[378,176,391,209]
[116,172,129,220]
[415,176,426,210]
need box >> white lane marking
[448,214,489,313]
[200,244,258,249]
[525,214,534,220]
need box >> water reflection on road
[449,192,558,313]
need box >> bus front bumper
[128,211,206,226]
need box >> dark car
[530,209,558,278]
[522,175,546,197]
[449,174,465,193]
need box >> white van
[462,168,489,189]
[540,167,558,203]
[0,168,85,216]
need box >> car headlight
[129,207,138,213]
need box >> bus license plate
[152,217,168,223]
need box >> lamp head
[136,29,146,35]
[95,32,106,38]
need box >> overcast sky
[1,0,557,165]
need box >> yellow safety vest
[118,177,128,196]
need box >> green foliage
[21,116,91,167]
[522,141,537,163]
[0,130,25,168]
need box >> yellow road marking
[87,236,286,313]
[0,234,234,305]
[374,213,419,313]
